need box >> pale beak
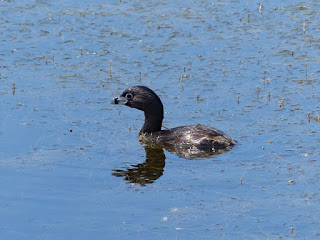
[110,96,128,105]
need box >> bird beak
[110,96,128,105]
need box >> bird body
[110,86,235,157]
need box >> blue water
[1,0,320,239]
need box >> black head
[111,86,163,112]
[110,86,164,133]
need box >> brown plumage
[110,86,235,158]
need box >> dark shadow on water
[112,144,233,186]
[112,146,166,186]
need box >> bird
[110,86,235,157]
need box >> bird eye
[125,93,133,100]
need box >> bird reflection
[112,142,233,186]
[112,146,165,186]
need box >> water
[1,0,320,239]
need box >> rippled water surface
[1,0,320,239]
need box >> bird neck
[140,109,163,134]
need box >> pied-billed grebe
[110,86,235,154]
